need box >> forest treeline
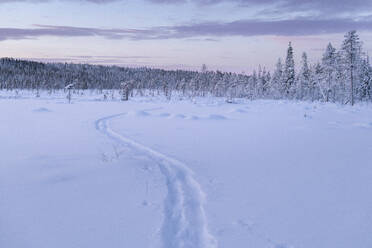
[0,31,371,105]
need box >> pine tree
[284,42,295,97]
[248,70,258,100]
[201,64,207,73]
[257,65,263,97]
[120,81,133,101]
[341,30,362,105]
[298,52,311,100]
[357,57,372,101]
[321,43,337,102]
[271,58,284,99]
[262,68,271,97]
[309,63,323,102]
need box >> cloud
[0,17,371,42]
[0,0,119,3]
[0,24,160,41]
[1,0,371,15]
[171,18,372,37]
[142,0,372,15]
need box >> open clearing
[1,93,372,248]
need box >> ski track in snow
[95,112,218,248]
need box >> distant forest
[0,30,371,105]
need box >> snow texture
[1,92,372,248]
[96,113,217,248]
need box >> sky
[1,0,372,73]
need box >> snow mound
[208,114,227,120]
[33,107,52,113]
[158,113,171,118]
[46,174,75,185]
[353,122,372,128]
[169,114,186,119]
[187,115,200,120]
[229,108,247,114]
[273,244,294,248]
[127,110,151,117]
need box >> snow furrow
[95,113,217,248]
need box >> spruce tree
[321,43,337,102]
[284,42,295,97]
[358,57,372,101]
[341,31,362,105]
[271,58,284,99]
[298,52,311,100]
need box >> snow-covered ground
[1,91,372,248]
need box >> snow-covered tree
[0,31,371,105]
[65,83,74,104]
[201,64,207,73]
[297,52,311,100]
[341,30,362,105]
[271,58,284,99]
[357,57,372,101]
[120,81,133,101]
[321,43,337,102]
[284,42,296,97]
[308,63,322,102]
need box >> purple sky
[0,0,371,72]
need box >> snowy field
[1,91,372,248]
